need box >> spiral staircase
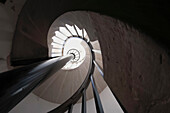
[33,22,107,106]
[0,1,123,113]
[1,0,170,113]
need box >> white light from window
[75,25,83,37]
[59,27,72,37]
[52,36,64,44]
[65,24,77,36]
[55,31,67,40]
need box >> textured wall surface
[89,12,170,113]
[11,0,170,63]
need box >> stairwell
[0,0,170,113]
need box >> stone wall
[89,12,170,113]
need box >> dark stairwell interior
[0,0,170,113]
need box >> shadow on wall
[0,3,15,72]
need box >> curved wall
[0,3,15,72]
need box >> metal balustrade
[0,24,125,113]
[47,28,105,113]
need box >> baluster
[68,104,73,113]
[82,89,86,113]
[90,75,104,113]
[93,60,104,77]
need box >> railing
[47,24,107,112]
[0,25,125,112]
[0,30,109,113]
[48,38,105,113]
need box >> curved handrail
[48,39,95,113]
[0,55,73,113]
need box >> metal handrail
[48,38,105,113]
[48,40,95,113]
[0,55,73,113]
[1,36,107,113]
